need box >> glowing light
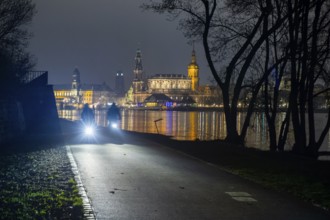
[84,126,94,136]
[111,122,118,129]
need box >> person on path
[107,102,121,127]
[81,103,95,125]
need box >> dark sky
[28,0,211,90]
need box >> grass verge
[0,140,84,219]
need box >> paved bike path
[69,132,330,220]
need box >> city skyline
[28,0,212,90]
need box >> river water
[59,109,330,152]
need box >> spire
[134,49,143,80]
[72,68,80,81]
[191,42,197,65]
[71,67,81,99]
[188,44,199,91]
[72,67,80,85]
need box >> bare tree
[143,0,287,145]
[285,0,330,157]
[259,1,291,152]
[143,0,330,157]
[0,0,36,85]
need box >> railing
[20,71,48,84]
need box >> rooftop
[151,74,188,79]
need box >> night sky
[28,0,211,90]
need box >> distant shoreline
[57,105,329,113]
[120,106,329,113]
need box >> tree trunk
[288,0,304,154]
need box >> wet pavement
[67,129,330,220]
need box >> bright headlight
[111,123,118,129]
[85,126,94,135]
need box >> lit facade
[187,48,199,91]
[53,68,115,109]
[148,74,191,92]
[126,48,221,107]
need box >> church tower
[187,47,199,91]
[71,67,82,104]
[72,67,81,95]
[133,49,143,80]
[132,49,144,93]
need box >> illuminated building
[126,48,222,107]
[148,74,192,104]
[187,47,199,91]
[126,49,149,105]
[53,67,115,109]
[144,93,173,108]
[148,74,191,92]
[132,49,145,94]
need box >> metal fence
[20,71,48,84]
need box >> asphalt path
[67,128,330,220]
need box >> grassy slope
[0,136,84,219]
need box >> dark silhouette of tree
[142,0,287,145]
[0,0,36,86]
[143,0,330,158]
[285,0,330,157]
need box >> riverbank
[0,119,329,219]
[126,130,330,211]
[122,106,329,113]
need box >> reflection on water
[120,110,229,141]
[58,109,329,151]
